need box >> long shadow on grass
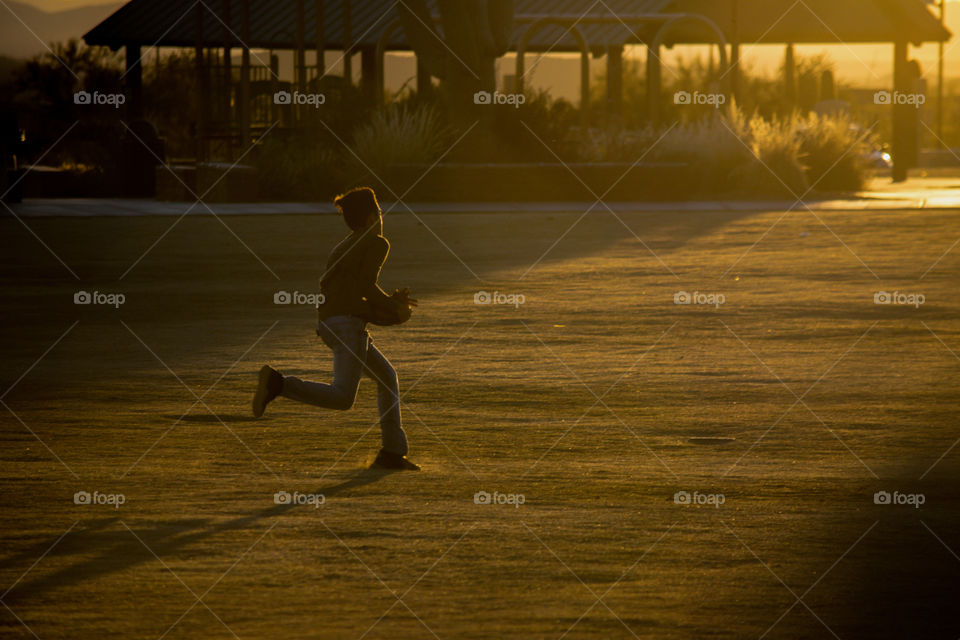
[400,209,758,291]
[1,468,395,601]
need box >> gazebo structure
[85,0,949,180]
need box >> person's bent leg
[363,340,408,456]
[281,319,366,410]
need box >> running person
[253,187,419,470]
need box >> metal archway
[648,14,729,124]
[516,18,591,125]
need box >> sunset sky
[9,0,960,93]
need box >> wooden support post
[516,48,525,94]
[730,0,740,105]
[221,0,232,158]
[342,0,353,85]
[937,0,945,144]
[316,0,326,78]
[892,40,909,182]
[240,0,250,144]
[647,43,661,125]
[580,49,590,128]
[607,45,623,117]
[297,0,306,95]
[124,44,143,120]
[195,2,207,161]
[269,53,279,122]
[361,46,377,104]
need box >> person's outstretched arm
[358,236,393,305]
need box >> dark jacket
[319,231,393,321]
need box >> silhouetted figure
[253,187,420,471]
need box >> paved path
[6,178,960,217]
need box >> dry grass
[582,109,870,197]
[350,105,452,178]
[1,206,959,639]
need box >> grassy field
[1,205,959,639]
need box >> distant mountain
[0,1,122,59]
[21,0,119,11]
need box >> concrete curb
[5,195,960,217]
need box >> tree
[397,0,513,124]
[10,40,124,172]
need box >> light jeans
[280,315,408,455]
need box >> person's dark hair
[334,187,380,230]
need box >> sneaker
[371,449,420,471]
[252,365,284,418]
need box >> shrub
[575,106,864,197]
[339,103,454,196]
[645,108,761,195]
[577,125,661,163]
[488,89,580,162]
[796,112,870,192]
[740,114,809,197]
[11,40,125,173]
[254,132,341,200]
[349,103,451,178]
